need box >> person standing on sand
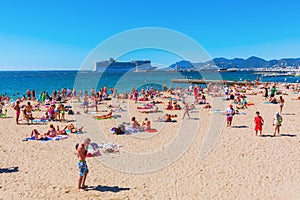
[41,92,46,102]
[278,96,285,114]
[77,138,91,190]
[13,100,21,124]
[182,102,190,119]
[273,112,283,137]
[225,104,235,127]
[26,89,31,100]
[83,94,89,113]
[270,85,276,98]
[264,85,268,100]
[254,111,264,136]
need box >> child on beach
[273,112,283,137]
[254,111,264,136]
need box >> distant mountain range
[165,56,300,70]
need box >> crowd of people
[0,81,299,191]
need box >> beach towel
[23,136,52,142]
[98,142,121,153]
[157,119,177,123]
[124,127,140,134]
[86,142,101,157]
[32,119,47,124]
[22,135,69,142]
[209,110,224,114]
[138,98,149,101]
[146,129,158,133]
[66,129,83,134]
[137,107,152,109]
[235,112,246,115]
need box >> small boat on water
[217,68,238,72]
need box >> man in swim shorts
[77,138,91,190]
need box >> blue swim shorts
[78,161,89,177]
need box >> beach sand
[0,86,299,200]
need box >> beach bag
[118,124,125,132]
[68,110,74,115]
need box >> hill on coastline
[166,56,300,70]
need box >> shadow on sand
[0,166,19,174]
[86,185,130,193]
[282,113,296,116]
[231,125,248,128]
[260,134,297,137]
[190,117,200,120]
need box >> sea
[0,70,299,99]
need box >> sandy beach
[0,84,299,200]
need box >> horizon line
[1,55,300,71]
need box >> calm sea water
[0,70,299,99]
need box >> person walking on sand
[182,102,190,119]
[77,138,91,190]
[254,111,264,136]
[278,96,285,114]
[273,112,283,137]
[225,104,235,127]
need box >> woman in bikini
[45,124,57,138]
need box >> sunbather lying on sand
[31,129,47,140]
[63,123,83,133]
[93,110,113,119]
[156,114,177,122]
[292,96,300,100]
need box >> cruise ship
[93,58,157,72]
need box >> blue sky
[1,0,300,70]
